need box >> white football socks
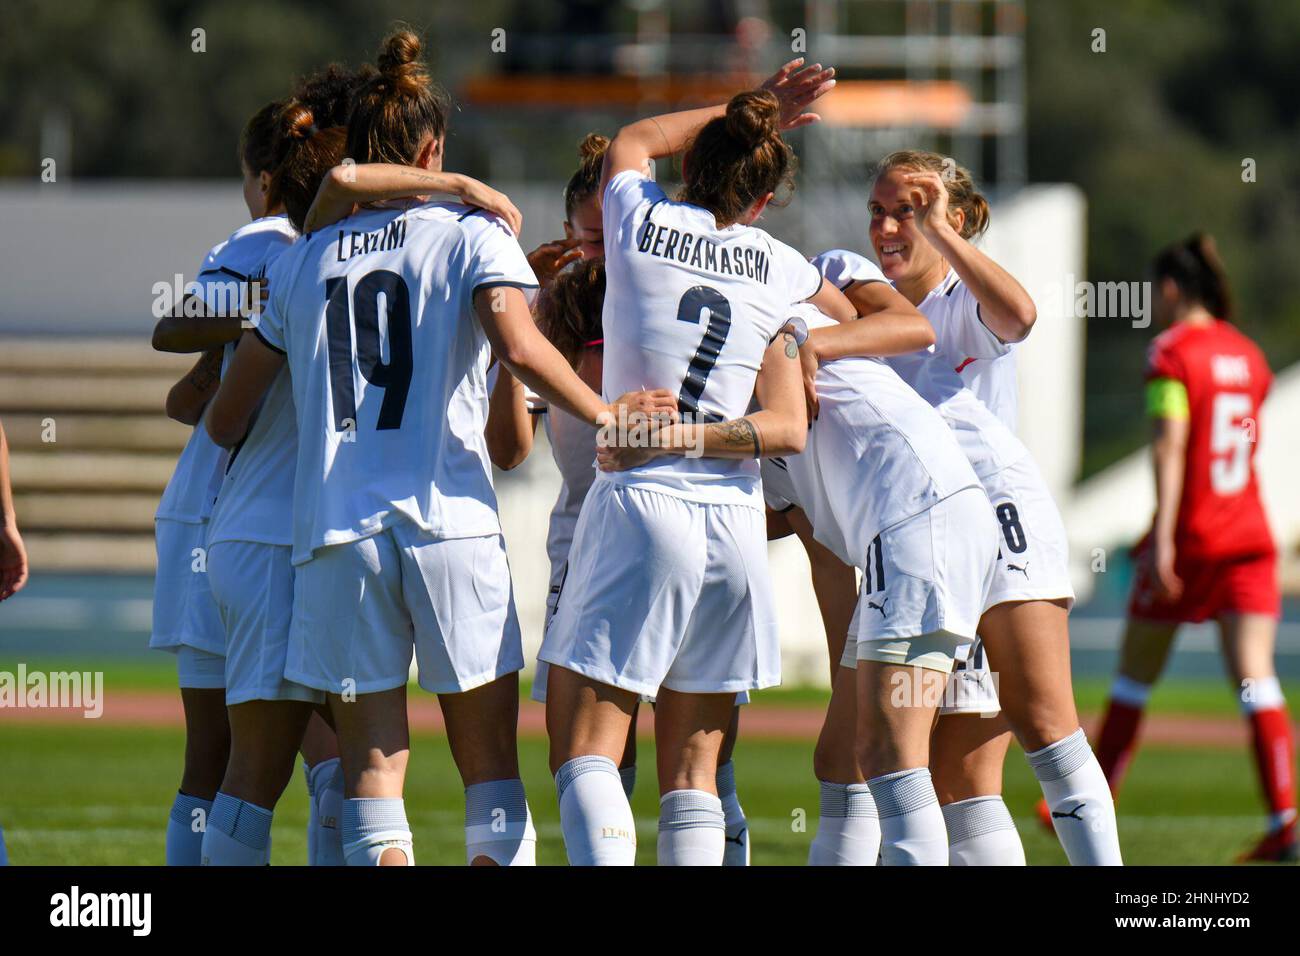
[658,789,725,866]
[341,797,414,866]
[809,780,880,865]
[306,758,345,866]
[867,768,948,865]
[942,796,1025,865]
[555,755,637,865]
[1027,728,1122,865]
[716,761,750,866]
[465,778,537,865]
[165,792,213,866]
[201,792,273,866]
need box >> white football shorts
[207,540,324,706]
[285,521,523,696]
[538,479,779,696]
[841,486,997,673]
[979,454,1076,611]
[152,518,227,659]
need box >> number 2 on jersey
[325,270,413,431]
[676,285,731,421]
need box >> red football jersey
[1145,319,1274,559]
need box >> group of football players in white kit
[150,27,1123,866]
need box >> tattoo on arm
[185,350,223,394]
[710,417,762,457]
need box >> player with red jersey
[1080,234,1294,861]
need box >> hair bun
[377,29,427,93]
[282,103,316,141]
[578,133,610,163]
[725,90,781,148]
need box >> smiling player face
[867,166,946,284]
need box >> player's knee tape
[464,778,537,866]
[341,797,414,866]
[942,796,1024,866]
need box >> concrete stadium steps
[2,336,188,572]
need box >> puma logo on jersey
[867,597,890,618]
[1006,561,1029,578]
[1052,803,1086,822]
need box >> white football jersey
[761,304,981,567]
[600,170,824,506]
[254,200,538,564]
[812,250,1027,478]
[156,215,297,524]
[532,395,598,578]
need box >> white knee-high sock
[166,792,212,866]
[201,792,273,866]
[1027,729,1122,866]
[942,796,1025,865]
[307,758,345,866]
[555,756,636,866]
[867,768,948,866]
[0,823,8,865]
[304,762,318,864]
[341,797,414,866]
[658,789,725,866]
[716,761,749,866]
[465,778,537,865]
[809,781,880,865]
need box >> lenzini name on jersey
[334,218,408,262]
[636,221,771,283]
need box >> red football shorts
[1128,537,1280,624]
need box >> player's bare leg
[168,688,229,864]
[855,660,947,864]
[653,687,735,865]
[439,671,537,865]
[328,686,412,865]
[931,713,1023,864]
[980,599,1121,864]
[299,709,344,865]
[714,704,751,864]
[201,699,313,865]
[808,664,878,864]
[1219,612,1297,861]
[546,664,639,864]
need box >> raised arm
[0,419,29,600]
[600,58,836,194]
[304,165,522,235]
[905,170,1036,342]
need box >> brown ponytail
[1151,232,1235,321]
[680,90,795,227]
[875,149,990,240]
[536,258,605,368]
[239,99,287,176]
[346,28,449,167]
[564,133,610,221]
[266,102,347,232]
